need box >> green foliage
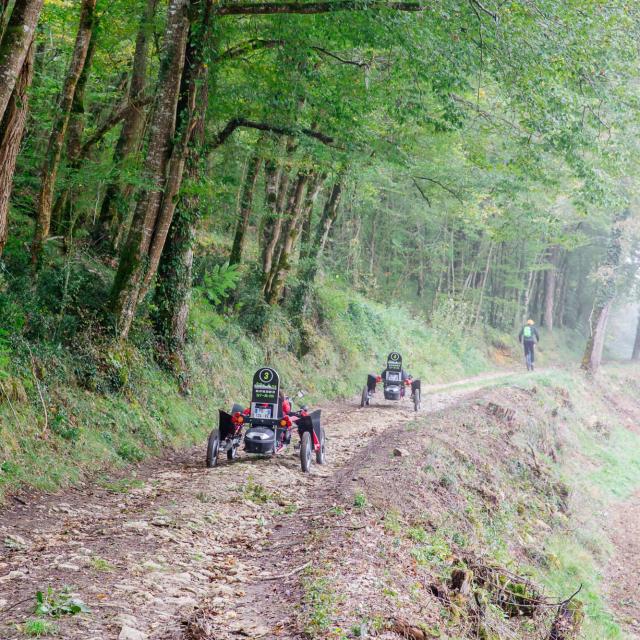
[201,262,241,306]
[34,587,89,619]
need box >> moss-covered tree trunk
[229,150,262,266]
[0,40,34,256]
[31,0,97,266]
[110,0,190,339]
[0,0,43,126]
[92,0,158,250]
[153,3,211,381]
[264,171,310,304]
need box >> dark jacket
[518,325,540,343]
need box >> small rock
[123,521,149,532]
[118,626,147,640]
[0,570,27,583]
[4,534,28,549]
[114,614,139,628]
[393,448,409,457]
[57,562,81,571]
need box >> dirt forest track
[0,369,536,640]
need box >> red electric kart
[206,367,326,473]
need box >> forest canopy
[1,0,640,375]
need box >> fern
[202,263,241,305]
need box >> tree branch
[216,1,431,16]
[80,95,153,156]
[214,38,285,62]
[209,117,340,149]
[468,0,497,21]
[411,177,431,206]
[412,175,464,203]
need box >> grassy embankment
[296,363,640,639]
[0,280,504,501]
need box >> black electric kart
[360,351,421,412]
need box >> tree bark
[543,245,559,331]
[0,0,43,126]
[153,2,212,381]
[51,26,97,240]
[229,151,262,266]
[260,156,282,277]
[0,39,34,256]
[264,171,310,304]
[294,176,343,309]
[632,309,640,361]
[31,0,97,266]
[92,0,158,249]
[581,209,628,373]
[111,0,191,339]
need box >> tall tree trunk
[265,171,310,304]
[229,151,262,266]
[153,2,212,380]
[581,209,628,373]
[0,39,34,256]
[260,156,281,275]
[110,0,191,339]
[92,0,158,249]
[51,26,97,240]
[31,0,97,266]
[293,176,343,310]
[632,309,640,361]
[0,0,43,126]
[543,245,559,331]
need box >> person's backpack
[523,325,534,340]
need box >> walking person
[518,319,540,371]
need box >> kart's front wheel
[360,386,368,408]
[300,431,312,472]
[227,444,239,461]
[206,429,220,468]
[413,388,421,412]
[316,428,326,465]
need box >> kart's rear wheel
[300,431,312,472]
[414,388,421,412]
[360,386,368,408]
[316,428,326,465]
[206,429,220,468]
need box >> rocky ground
[0,376,495,640]
[2,368,639,640]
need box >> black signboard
[251,367,280,420]
[387,351,402,372]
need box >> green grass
[22,619,59,637]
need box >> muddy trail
[0,370,545,639]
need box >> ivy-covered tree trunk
[0,40,34,256]
[581,210,628,373]
[153,3,211,381]
[229,151,262,266]
[261,157,281,275]
[31,0,97,266]
[51,27,97,241]
[110,0,190,339]
[92,0,158,250]
[0,0,43,126]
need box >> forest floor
[0,366,638,640]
